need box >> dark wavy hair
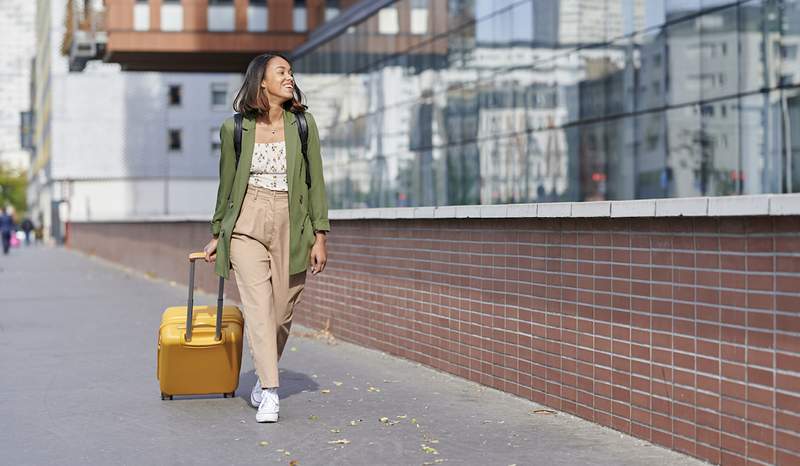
[232,52,306,116]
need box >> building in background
[29,0,242,243]
[26,0,800,232]
[84,0,351,72]
[0,0,37,175]
[293,0,800,208]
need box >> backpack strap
[233,113,243,167]
[295,112,311,190]
[223,113,244,213]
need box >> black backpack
[232,112,311,190]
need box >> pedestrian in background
[203,52,330,423]
[0,207,16,255]
[21,217,34,246]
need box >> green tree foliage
[0,164,27,217]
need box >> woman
[203,52,330,423]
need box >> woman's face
[261,56,295,105]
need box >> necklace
[260,120,282,136]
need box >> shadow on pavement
[237,368,319,404]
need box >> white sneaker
[250,380,263,408]
[256,388,279,423]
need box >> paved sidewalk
[0,247,704,466]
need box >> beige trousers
[229,184,306,389]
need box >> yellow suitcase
[157,252,243,400]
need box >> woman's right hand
[203,237,219,263]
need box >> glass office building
[293,0,800,209]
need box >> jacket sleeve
[305,112,330,233]
[210,121,235,237]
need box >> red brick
[723,414,747,436]
[776,255,800,273]
[721,433,747,455]
[777,352,800,372]
[776,429,800,453]
[720,451,746,466]
[749,423,776,445]
[651,429,673,451]
[673,435,695,456]
[696,443,721,464]
[777,410,800,432]
[776,274,800,293]
[777,313,800,333]
[777,392,800,414]
[777,449,800,466]
[748,440,775,464]
[776,295,800,313]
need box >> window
[293,0,307,32]
[325,0,340,22]
[134,0,149,31]
[208,0,235,32]
[378,7,399,35]
[168,129,182,152]
[410,0,428,35]
[211,127,221,155]
[248,0,268,32]
[211,83,227,109]
[168,85,181,106]
[161,0,183,32]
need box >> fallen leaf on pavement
[529,409,557,415]
[308,415,319,421]
[320,389,331,394]
[258,441,270,447]
[330,428,341,433]
[328,439,351,445]
[421,444,439,455]
[333,381,343,386]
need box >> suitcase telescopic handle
[185,252,225,342]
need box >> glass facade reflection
[294,0,800,209]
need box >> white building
[0,0,36,173]
[30,0,242,242]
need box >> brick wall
[301,216,800,466]
[70,215,800,465]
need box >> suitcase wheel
[161,393,173,401]
[223,392,235,398]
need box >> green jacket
[210,109,330,279]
